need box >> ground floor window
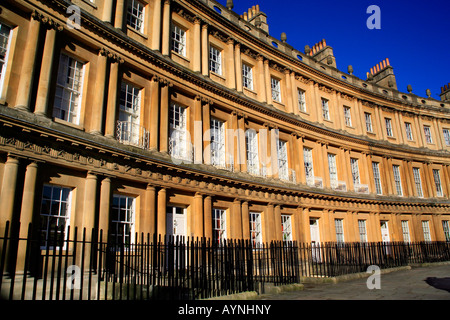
[422,221,431,242]
[442,221,450,242]
[110,194,135,246]
[281,215,292,242]
[249,212,262,247]
[212,209,226,243]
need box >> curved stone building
[0,0,449,248]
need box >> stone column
[266,203,275,241]
[193,193,204,237]
[256,55,266,103]
[290,72,298,115]
[149,76,160,150]
[241,201,250,240]
[193,96,203,164]
[157,188,167,237]
[83,172,98,233]
[274,205,282,241]
[34,26,59,116]
[145,185,157,235]
[201,23,209,76]
[193,17,201,72]
[102,0,114,23]
[98,176,112,234]
[151,0,162,51]
[264,59,272,105]
[90,50,109,134]
[159,80,170,153]
[284,68,293,113]
[15,14,41,110]
[235,43,242,92]
[226,38,236,89]
[204,195,213,239]
[114,0,125,29]
[0,156,20,235]
[161,0,171,56]
[202,101,211,165]
[105,61,121,138]
[232,199,242,239]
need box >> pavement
[259,264,450,300]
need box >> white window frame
[303,147,314,182]
[249,212,262,247]
[350,158,360,187]
[127,0,145,33]
[242,63,253,90]
[169,103,188,160]
[385,118,393,137]
[327,153,338,185]
[423,126,433,144]
[281,215,292,242]
[111,194,136,246]
[297,88,306,113]
[405,122,414,141]
[271,77,281,103]
[372,162,382,195]
[118,81,142,145]
[443,129,450,146]
[40,184,72,249]
[422,220,431,242]
[442,221,450,242]
[245,129,260,175]
[358,220,367,243]
[277,139,289,181]
[209,46,222,75]
[401,220,411,243]
[432,169,443,197]
[0,22,12,96]
[412,167,423,198]
[210,118,226,168]
[53,53,85,125]
[365,112,373,133]
[171,24,186,57]
[212,208,227,243]
[392,165,403,196]
[335,219,345,243]
[321,98,330,120]
[343,106,352,127]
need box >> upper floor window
[392,165,403,196]
[127,0,145,33]
[111,194,136,246]
[432,169,443,197]
[327,153,338,185]
[271,77,281,103]
[242,63,253,90]
[0,23,12,95]
[443,128,450,146]
[321,98,330,120]
[53,53,85,125]
[412,167,423,198]
[343,106,352,127]
[303,147,314,182]
[364,112,373,133]
[171,24,186,56]
[277,139,289,181]
[210,118,226,168]
[297,89,306,113]
[169,103,188,161]
[350,158,360,187]
[385,118,393,137]
[405,122,413,141]
[40,184,72,248]
[423,125,433,144]
[209,46,222,75]
[372,162,382,195]
[118,82,142,146]
[245,129,260,175]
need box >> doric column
[194,193,204,237]
[232,199,242,239]
[193,17,201,72]
[34,24,61,116]
[266,203,275,241]
[149,75,160,150]
[114,0,125,29]
[235,43,242,92]
[274,205,282,241]
[201,23,209,76]
[90,49,109,134]
[83,172,98,233]
[105,60,121,138]
[19,161,39,234]
[15,13,41,110]
[157,188,167,236]
[241,201,250,240]
[151,0,162,50]
[161,0,171,56]
[145,185,157,235]
[0,155,20,234]
[203,195,213,239]
[98,176,112,233]
[159,80,171,153]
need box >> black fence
[1,221,449,300]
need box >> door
[310,219,321,262]
[380,221,390,242]
[167,206,187,239]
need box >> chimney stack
[367,58,397,90]
[308,39,336,68]
[440,82,450,102]
[242,4,269,33]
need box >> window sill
[367,131,376,136]
[210,71,226,81]
[272,100,285,108]
[127,25,148,39]
[81,0,97,9]
[387,136,396,141]
[243,86,257,95]
[53,117,84,131]
[171,50,190,63]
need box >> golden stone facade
[0,0,449,249]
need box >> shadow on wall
[424,277,450,293]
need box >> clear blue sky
[216,0,450,100]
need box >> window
[443,221,450,242]
[350,158,360,187]
[297,89,306,113]
[335,219,344,243]
[169,103,188,160]
[40,184,72,248]
[246,129,259,175]
[343,106,352,127]
[423,126,433,143]
[432,169,443,197]
[443,129,450,146]
[171,24,186,56]
[0,23,12,95]
[372,162,382,195]
[405,122,413,141]
[412,167,423,198]
[358,220,367,243]
[118,82,141,145]
[53,53,85,124]
[242,63,253,90]
[212,208,226,243]
[249,212,262,247]
[392,165,403,196]
[385,118,393,137]
[321,99,330,120]
[277,139,289,180]
[401,221,411,243]
[210,118,226,167]
[111,195,135,246]
[127,0,145,33]
[365,112,373,132]
[327,153,338,185]
[271,77,281,103]
[422,221,431,242]
[281,215,292,242]
[303,147,314,183]
[209,46,222,75]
